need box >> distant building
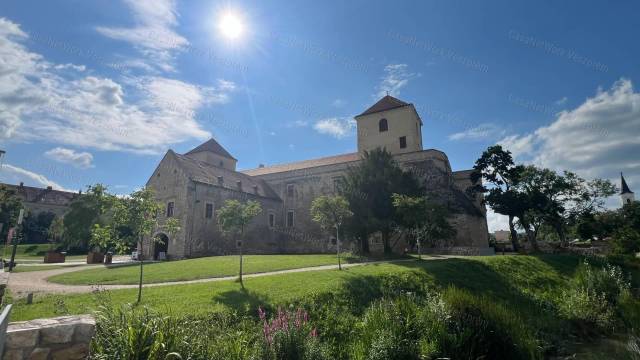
[1,182,80,218]
[620,173,635,206]
[494,230,510,243]
[143,95,492,260]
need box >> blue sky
[1,1,639,230]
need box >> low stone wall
[424,246,495,256]
[3,315,95,360]
[0,272,8,304]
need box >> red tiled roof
[242,153,360,176]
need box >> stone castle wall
[3,315,95,360]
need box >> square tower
[355,95,423,155]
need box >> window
[286,210,295,228]
[628,198,632,204]
[205,203,213,219]
[399,136,407,149]
[286,184,295,197]
[166,202,174,217]
[332,177,343,192]
[268,212,275,228]
[379,118,388,132]
[219,161,224,167]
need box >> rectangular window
[399,136,407,149]
[205,203,213,219]
[286,210,295,228]
[166,202,174,217]
[286,183,294,197]
[268,212,275,228]
[332,177,343,192]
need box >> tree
[89,224,114,253]
[392,193,456,259]
[310,195,353,270]
[341,148,422,254]
[217,199,262,287]
[112,187,161,303]
[23,211,55,243]
[63,184,115,251]
[470,145,524,251]
[0,185,22,242]
[48,216,65,251]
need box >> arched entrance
[153,233,169,260]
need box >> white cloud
[376,64,417,98]
[499,78,640,203]
[0,18,234,154]
[44,148,94,169]
[95,0,188,72]
[448,123,506,141]
[332,99,346,108]
[555,96,568,105]
[313,117,356,138]
[0,164,68,191]
[486,208,510,233]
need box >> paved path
[7,258,424,298]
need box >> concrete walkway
[7,258,422,298]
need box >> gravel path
[7,258,419,298]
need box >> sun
[218,12,244,40]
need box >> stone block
[28,347,50,360]
[7,328,39,348]
[41,323,75,344]
[51,343,90,360]
[3,349,25,360]
[73,322,96,343]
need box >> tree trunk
[137,237,143,303]
[238,230,244,288]
[382,231,391,254]
[555,223,567,247]
[336,225,342,270]
[525,228,540,252]
[508,215,520,252]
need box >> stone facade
[3,315,95,360]
[143,95,491,259]
[1,183,80,219]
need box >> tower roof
[185,138,236,160]
[356,95,411,117]
[621,173,634,194]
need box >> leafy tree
[341,148,422,254]
[392,193,456,259]
[470,145,524,251]
[610,227,640,257]
[112,187,161,303]
[89,223,114,253]
[217,199,262,287]
[63,184,115,251]
[0,185,22,242]
[48,216,65,251]
[23,211,56,243]
[310,195,353,270]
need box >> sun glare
[218,12,244,40]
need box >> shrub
[437,287,541,360]
[255,306,330,360]
[558,260,632,334]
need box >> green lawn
[11,265,84,273]
[10,254,623,322]
[0,244,86,261]
[48,254,361,285]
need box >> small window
[628,198,632,204]
[379,118,388,132]
[286,184,294,197]
[286,210,295,228]
[268,212,275,228]
[205,203,213,219]
[166,202,174,217]
[219,161,224,167]
[399,136,407,149]
[332,177,343,192]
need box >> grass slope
[48,254,359,285]
[10,254,621,323]
[0,244,86,261]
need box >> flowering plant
[257,306,324,360]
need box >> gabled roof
[2,183,80,205]
[356,95,411,117]
[242,153,360,177]
[185,138,236,160]
[621,173,634,194]
[169,151,279,199]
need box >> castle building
[142,95,491,260]
[620,173,635,206]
